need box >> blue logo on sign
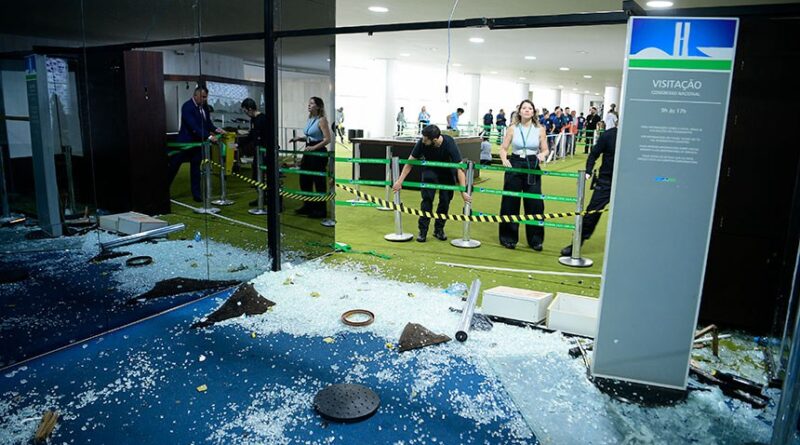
[630,18,736,60]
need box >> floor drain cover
[313,384,380,422]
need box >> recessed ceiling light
[646,1,673,8]
[558,85,564,89]
[400,53,411,57]
[576,50,589,55]
[519,77,527,80]
[490,71,498,74]
[368,6,388,12]
[583,75,592,79]
[452,63,462,67]
[524,56,537,60]
[559,67,570,71]
[584,90,591,93]
[469,37,485,43]
[572,88,578,91]
[595,92,601,95]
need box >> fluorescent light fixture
[584,90,591,93]
[490,71,498,74]
[452,63,462,67]
[646,1,673,7]
[572,88,578,91]
[558,85,564,89]
[595,92,601,95]
[469,37,485,43]
[524,56,537,60]
[583,75,592,79]
[400,53,411,57]
[519,77,527,80]
[368,6,388,12]
[559,67,570,71]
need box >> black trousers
[167,146,202,200]
[499,155,544,247]
[418,169,454,234]
[299,148,328,217]
[581,182,611,240]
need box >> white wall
[159,50,245,80]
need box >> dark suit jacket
[177,98,215,142]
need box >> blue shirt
[304,117,323,143]
[448,112,459,129]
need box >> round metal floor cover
[313,384,380,422]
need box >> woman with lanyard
[497,99,549,250]
[289,96,332,218]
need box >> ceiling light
[572,88,578,91]
[469,37,485,43]
[583,75,592,79]
[452,63,462,67]
[584,90,591,93]
[400,53,410,57]
[576,50,589,55]
[595,92,601,95]
[524,56,537,60]
[558,85,564,89]
[490,71,498,74]
[559,67,570,71]
[646,1,673,7]
[368,6,388,12]
[519,77,527,80]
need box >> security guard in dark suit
[561,126,617,257]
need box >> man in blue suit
[168,86,223,202]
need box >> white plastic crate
[99,212,166,235]
[546,292,600,338]
[482,286,553,324]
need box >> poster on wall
[592,17,739,389]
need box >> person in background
[392,124,471,243]
[288,96,332,218]
[418,106,431,132]
[168,86,224,202]
[548,106,564,155]
[239,97,267,206]
[333,107,345,144]
[483,109,494,134]
[447,108,464,131]
[479,134,492,166]
[577,111,586,145]
[396,107,407,135]
[584,106,601,152]
[495,108,507,144]
[568,109,579,155]
[604,104,618,130]
[560,123,617,257]
[497,99,549,251]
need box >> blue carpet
[0,289,537,444]
[0,249,235,369]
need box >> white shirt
[604,112,618,130]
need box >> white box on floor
[546,292,600,338]
[99,212,167,235]
[482,286,553,324]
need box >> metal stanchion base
[451,239,481,248]
[375,206,393,211]
[384,232,414,242]
[194,206,221,214]
[321,219,336,227]
[248,208,269,215]
[558,256,594,268]
[211,199,235,206]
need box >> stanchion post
[347,142,364,203]
[195,141,220,214]
[248,146,268,215]
[559,169,593,267]
[292,129,299,167]
[376,145,393,211]
[384,156,413,242]
[451,161,480,248]
[212,140,234,206]
[321,150,336,227]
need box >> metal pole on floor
[347,142,365,203]
[559,169,593,268]
[63,144,77,216]
[195,141,220,214]
[451,161,480,248]
[321,150,336,227]
[376,145,393,211]
[249,146,268,215]
[212,141,234,206]
[384,156,413,242]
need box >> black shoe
[416,232,427,242]
[532,243,543,252]
[561,245,573,256]
[193,196,203,203]
[433,229,447,241]
[501,242,515,249]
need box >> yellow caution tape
[201,159,334,202]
